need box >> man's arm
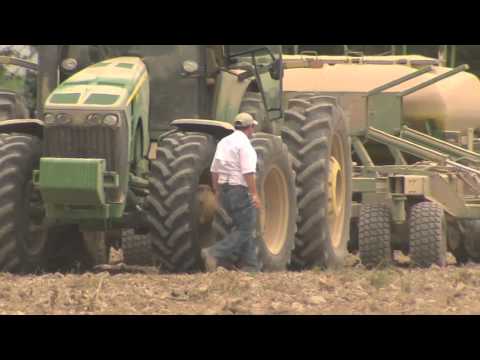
[210,156,221,194]
[239,143,260,209]
[211,172,219,195]
[244,173,261,209]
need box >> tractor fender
[169,119,234,140]
[0,119,44,138]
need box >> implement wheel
[409,201,447,268]
[458,220,480,264]
[212,133,297,271]
[358,205,392,269]
[281,95,352,270]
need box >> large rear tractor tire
[145,132,217,273]
[358,205,393,269]
[281,95,352,270]
[409,201,447,268]
[240,92,279,134]
[0,134,48,273]
[212,133,297,271]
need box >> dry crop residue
[1,254,480,315]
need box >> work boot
[201,249,218,272]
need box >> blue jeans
[207,185,259,270]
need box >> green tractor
[0,45,299,273]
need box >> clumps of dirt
[1,253,480,314]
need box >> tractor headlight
[44,113,55,125]
[55,113,72,125]
[86,113,103,126]
[182,60,199,74]
[61,58,78,72]
[103,114,119,127]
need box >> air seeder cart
[283,55,480,267]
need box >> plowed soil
[1,252,479,315]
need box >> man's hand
[244,173,260,209]
[251,193,261,209]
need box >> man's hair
[234,124,251,130]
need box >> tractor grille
[43,126,117,171]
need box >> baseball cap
[234,112,258,128]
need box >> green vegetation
[0,74,25,93]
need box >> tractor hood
[45,57,147,111]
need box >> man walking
[201,112,260,272]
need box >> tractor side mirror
[269,58,283,80]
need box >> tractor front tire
[0,134,48,273]
[122,229,153,266]
[145,132,216,273]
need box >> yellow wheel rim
[328,134,346,249]
[260,165,289,255]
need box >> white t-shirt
[210,130,257,187]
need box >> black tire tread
[281,94,351,270]
[358,205,392,268]
[122,229,153,266]
[409,201,447,268]
[0,133,43,273]
[240,92,273,133]
[146,132,216,273]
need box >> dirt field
[0,252,479,315]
